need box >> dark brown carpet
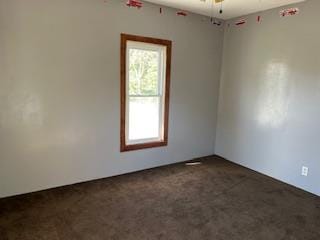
[0,156,319,240]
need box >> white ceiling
[144,0,306,20]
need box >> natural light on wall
[256,61,290,128]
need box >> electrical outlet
[301,166,308,176]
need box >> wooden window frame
[120,33,172,152]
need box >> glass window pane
[128,97,160,141]
[129,49,159,96]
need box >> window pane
[128,97,160,141]
[129,49,159,96]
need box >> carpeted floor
[0,155,319,240]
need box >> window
[120,34,172,152]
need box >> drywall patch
[176,11,187,16]
[126,0,142,9]
[235,19,246,26]
[280,7,299,17]
[257,15,262,23]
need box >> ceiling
[144,0,306,20]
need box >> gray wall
[216,0,320,196]
[0,0,224,198]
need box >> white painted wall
[216,0,320,196]
[0,0,223,198]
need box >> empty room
[0,0,319,239]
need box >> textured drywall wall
[0,0,224,198]
[216,0,320,196]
